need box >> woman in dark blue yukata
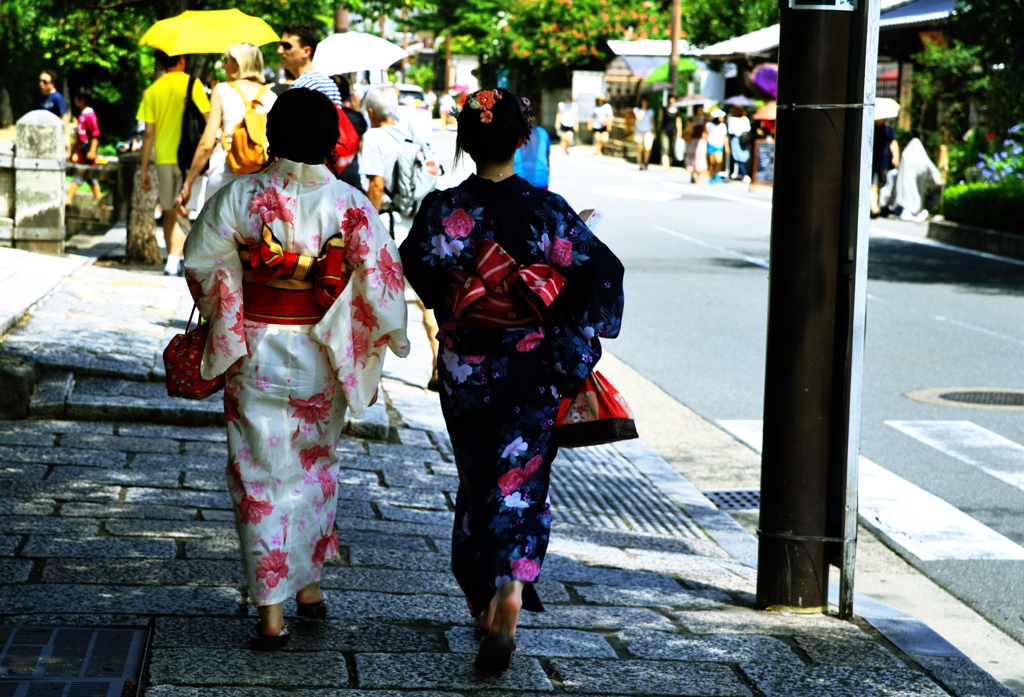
[399,88,624,673]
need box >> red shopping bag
[553,371,638,448]
[163,307,225,400]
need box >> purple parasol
[751,63,778,99]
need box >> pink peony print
[498,467,529,497]
[352,295,380,331]
[299,445,331,471]
[311,531,339,566]
[255,549,290,588]
[515,328,545,353]
[550,237,573,266]
[289,392,333,424]
[238,495,274,524]
[345,235,370,267]
[441,208,475,238]
[342,207,370,233]
[316,466,337,499]
[248,187,295,224]
[523,454,543,477]
[224,388,241,423]
[352,328,370,368]
[511,557,541,582]
[376,248,404,293]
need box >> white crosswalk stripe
[887,420,1024,491]
[717,419,1024,562]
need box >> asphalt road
[427,126,1024,647]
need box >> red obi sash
[448,240,565,328]
[240,224,347,325]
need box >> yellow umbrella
[139,9,279,55]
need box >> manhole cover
[0,626,148,697]
[704,490,761,510]
[905,387,1024,410]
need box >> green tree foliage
[680,0,778,47]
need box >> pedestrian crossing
[716,419,1024,562]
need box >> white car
[363,82,432,144]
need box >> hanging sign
[789,0,855,10]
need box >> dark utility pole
[756,0,879,618]
[668,0,682,93]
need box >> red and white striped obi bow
[449,240,565,326]
[247,224,347,309]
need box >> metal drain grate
[704,490,761,510]
[0,627,148,697]
[939,390,1024,407]
[550,443,706,538]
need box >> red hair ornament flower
[467,89,503,123]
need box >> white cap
[710,108,726,118]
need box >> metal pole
[668,0,682,94]
[756,1,855,612]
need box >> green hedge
[942,182,1024,234]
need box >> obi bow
[248,223,347,308]
[450,240,565,320]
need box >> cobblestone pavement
[0,256,1017,696]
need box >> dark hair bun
[266,88,339,165]
[455,88,532,166]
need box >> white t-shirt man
[361,124,405,202]
[558,101,578,128]
[592,102,614,130]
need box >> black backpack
[177,75,208,178]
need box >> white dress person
[183,158,409,606]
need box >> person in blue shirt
[513,105,551,189]
[37,69,68,123]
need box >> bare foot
[487,580,524,639]
[296,582,323,605]
[257,602,285,636]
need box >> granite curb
[926,219,1024,262]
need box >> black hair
[282,23,320,57]
[266,88,339,165]
[155,50,183,70]
[331,75,351,102]
[74,87,91,103]
[41,68,58,84]
[454,88,533,168]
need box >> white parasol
[875,97,900,120]
[311,32,409,75]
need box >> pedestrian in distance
[276,23,342,106]
[659,95,681,172]
[36,69,68,123]
[513,102,551,189]
[137,50,211,276]
[182,87,409,651]
[399,87,625,674]
[632,95,654,170]
[705,108,727,181]
[556,92,578,155]
[440,90,456,131]
[589,94,613,156]
[727,105,752,183]
[360,86,404,213]
[684,104,709,184]
[871,116,900,217]
[176,43,278,218]
[66,87,103,206]
[330,75,368,192]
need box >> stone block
[60,502,198,520]
[41,558,243,586]
[73,377,126,395]
[576,585,730,610]
[795,636,904,668]
[334,469,381,487]
[367,443,444,464]
[118,424,226,442]
[0,558,33,582]
[558,523,730,560]
[183,441,228,458]
[125,487,233,509]
[182,472,228,491]
[66,393,224,426]
[200,510,236,522]
[0,499,54,515]
[61,433,182,453]
[320,567,461,595]
[915,656,1020,697]
[21,535,177,559]
[0,444,127,467]
[320,590,466,625]
[739,664,949,697]
[1,463,48,482]
[105,519,235,539]
[0,516,100,535]
[551,659,750,695]
[0,584,243,616]
[519,605,675,631]
[148,648,348,687]
[396,428,434,448]
[0,614,150,627]
[446,626,616,658]
[334,454,397,471]
[121,381,173,398]
[674,609,871,641]
[381,467,461,491]
[335,499,377,520]
[336,484,449,511]
[132,453,225,471]
[355,652,552,691]
[144,689,459,697]
[4,481,121,503]
[0,534,21,556]
[617,628,803,665]
[47,465,181,487]
[334,530,430,552]
[376,503,452,527]
[344,402,391,440]
[0,431,56,446]
[0,420,114,434]
[336,516,451,539]
[185,537,240,560]
[29,372,73,419]
[153,617,444,653]
[348,547,450,572]
[541,559,682,590]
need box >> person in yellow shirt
[137,50,210,276]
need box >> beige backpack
[222,82,269,175]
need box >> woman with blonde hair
[176,42,277,213]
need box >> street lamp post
[668,0,682,95]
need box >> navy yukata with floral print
[400,173,624,617]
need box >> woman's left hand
[369,387,379,407]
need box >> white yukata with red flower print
[184,158,409,607]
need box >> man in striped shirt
[277,23,342,106]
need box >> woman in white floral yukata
[183,88,409,651]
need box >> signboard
[753,140,775,186]
[789,0,855,10]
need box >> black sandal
[250,622,290,652]
[295,597,328,619]
[475,632,515,673]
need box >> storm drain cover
[704,490,761,510]
[939,390,1024,407]
[0,626,148,697]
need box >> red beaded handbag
[553,370,638,448]
[163,306,225,400]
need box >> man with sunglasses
[276,24,341,106]
[37,69,68,123]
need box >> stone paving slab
[355,653,552,691]
[0,419,115,434]
[41,558,244,586]
[4,481,122,503]
[445,626,617,658]
[185,536,242,560]
[335,530,432,551]
[336,484,450,510]
[320,567,463,595]
[0,499,55,515]
[118,424,227,441]
[146,689,461,697]
[574,584,730,610]
[1,613,151,626]
[1,463,49,482]
[348,547,451,573]
[133,454,226,471]
[540,558,685,590]
[616,628,803,665]
[550,658,751,695]
[0,444,127,466]
[183,441,229,457]
[377,502,453,526]
[517,605,676,631]
[105,519,236,539]
[336,516,452,539]
[47,465,181,487]
[368,443,446,464]
[0,559,33,583]
[320,591,468,625]
[60,432,182,453]
[0,516,101,535]
[795,635,905,668]
[60,502,199,520]
[125,487,233,509]
[674,609,873,640]
[0,431,57,446]
[0,535,22,555]
[554,523,730,560]
[0,584,243,615]
[149,648,349,687]
[153,617,446,653]
[914,657,1021,697]
[739,663,949,697]
[21,535,177,558]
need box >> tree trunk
[335,3,350,32]
[125,158,163,265]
